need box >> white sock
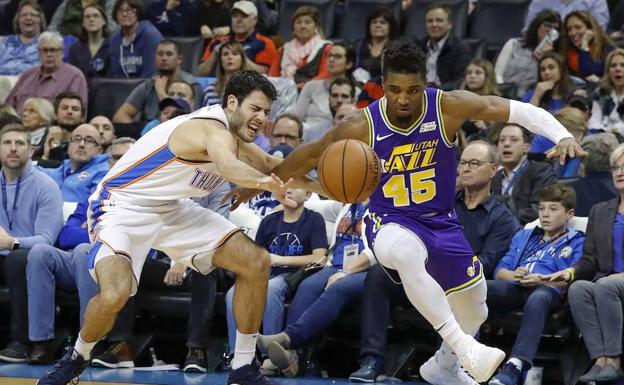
[436,316,470,354]
[231,331,257,370]
[508,357,523,371]
[74,334,97,360]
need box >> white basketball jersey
[91,105,230,205]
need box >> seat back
[87,77,144,120]
[403,0,468,40]
[278,0,336,41]
[338,0,401,42]
[468,0,530,47]
[167,36,204,75]
[460,37,485,58]
[524,216,588,233]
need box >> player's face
[382,72,426,123]
[612,155,624,192]
[0,131,32,170]
[498,125,529,166]
[228,90,272,143]
[458,144,496,188]
[285,187,309,207]
[539,58,560,82]
[464,64,486,92]
[539,201,572,237]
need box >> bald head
[68,123,102,169]
[334,104,358,124]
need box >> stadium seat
[166,36,204,75]
[498,82,519,100]
[278,0,336,41]
[468,0,531,47]
[524,216,588,233]
[87,77,144,121]
[460,37,485,58]
[402,0,468,40]
[337,0,402,42]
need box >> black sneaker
[28,340,56,365]
[349,356,384,383]
[37,347,89,385]
[216,353,233,372]
[0,340,31,363]
[183,347,207,372]
[227,359,278,385]
[91,341,134,369]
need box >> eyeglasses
[611,165,624,173]
[70,136,100,147]
[19,12,40,18]
[458,159,494,169]
[272,133,299,141]
[39,47,62,55]
[84,13,102,19]
[116,7,136,15]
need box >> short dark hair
[0,113,21,130]
[524,9,560,50]
[54,92,85,118]
[538,183,576,211]
[329,77,356,98]
[113,0,144,21]
[158,39,181,55]
[0,123,31,144]
[221,70,277,108]
[381,41,426,79]
[168,79,195,99]
[365,7,399,42]
[79,4,109,42]
[273,113,303,139]
[499,124,532,144]
[331,41,356,79]
[426,3,452,19]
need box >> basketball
[317,139,381,203]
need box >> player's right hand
[223,186,263,210]
[259,174,296,208]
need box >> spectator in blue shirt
[225,187,328,370]
[39,123,109,203]
[522,52,573,114]
[0,0,45,75]
[488,183,586,385]
[0,124,63,363]
[22,137,135,365]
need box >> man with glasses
[5,31,87,115]
[0,124,63,363]
[269,113,302,149]
[39,123,109,203]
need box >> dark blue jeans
[486,279,562,365]
[285,267,366,348]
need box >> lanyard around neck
[1,173,22,231]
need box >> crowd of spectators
[0,0,623,384]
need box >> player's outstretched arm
[271,110,370,181]
[443,91,586,164]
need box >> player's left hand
[223,186,263,211]
[164,262,187,286]
[546,137,587,165]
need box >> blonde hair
[599,48,624,91]
[459,58,500,96]
[610,143,624,167]
[554,107,587,137]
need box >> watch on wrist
[11,238,19,250]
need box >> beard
[158,68,175,77]
[229,108,254,143]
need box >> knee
[240,248,271,279]
[26,245,54,268]
[524,289,556,311]
[99,286,131,312]
[568,281,592,301]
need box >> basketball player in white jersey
[38,71,299,385]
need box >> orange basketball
[317,139,381,203]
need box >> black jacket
[491,160,557,225]
[573,197,620,282]
[418,35,472,91]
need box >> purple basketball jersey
[363,89,482,293]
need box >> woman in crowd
[202,41,249,107]
[48,0,115,38]
[291,42,354,136]
[353,7,398,81]
[523,51,573,113]
[560,10,614,83]
[495,10,560,98]
[69,4,111,78]
[269,5,332,89]
[588,49,624,136]
[548,143,624,383]
[109,0,163,78]
[21,97,55,155]
[0,0,46,75]
[459,59,501,142]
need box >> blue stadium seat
[166,36,204,75]
[87,77,144,121]
[402,0,468,40]
[468,0,531,47]
[337,0,401,42]
[278,0,336,41]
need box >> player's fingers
[545,147,558,159]
[270,173,284,185]
[230,199,242,211]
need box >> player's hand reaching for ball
[258,174,296,208]
[547,137,587,165]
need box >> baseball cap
[159,97,191,114]
[231,1,257,17]
[269,144,294,159]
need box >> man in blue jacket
[0,124,63,363]
[488,183,586,385]
[39,123,109,203]
[24,137,135,365]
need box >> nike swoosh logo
[376,133,394,141]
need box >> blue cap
[159,97,191,114]
[269,144,294,159]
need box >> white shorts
[87,198,240,295]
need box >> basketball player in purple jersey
[232,42,585,383]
